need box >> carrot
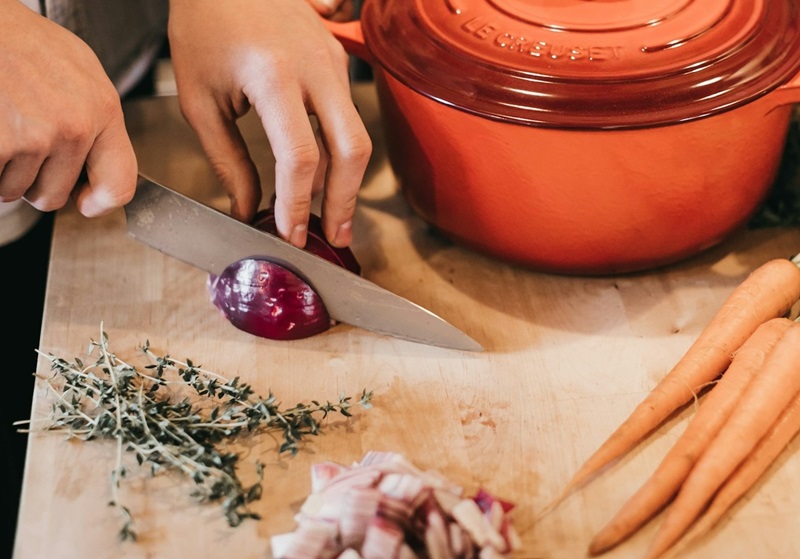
[559,257,800,500]
[668,386,800,558]
[643,321,800,559]
[587,317,794,556]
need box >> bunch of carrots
[551,254,800,558]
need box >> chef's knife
[124,174,483,352]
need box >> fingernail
[333,221,352,247]
[80,192,113,218]
[290,223,308,247]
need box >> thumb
[73,117,138,217]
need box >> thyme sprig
[16,326,373,542]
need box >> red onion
[208,209,360,340]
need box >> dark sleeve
[43,0,168,96]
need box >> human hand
[0,0,137,217]
[167,0,371,249]
[305,0,357,22]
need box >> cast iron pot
[326,0,800,275]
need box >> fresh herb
[16,325,373,541]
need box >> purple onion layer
[208,208,360,340]
[208,259,332,340]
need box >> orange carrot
[588,316,794,556]
[643,322,800,559]
[669,387,800,557]
[559,257,800,499]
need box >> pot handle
[769,70,800,110]
[321,18,375,65]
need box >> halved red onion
[208,208,360,340]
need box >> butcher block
[12,82,800,559]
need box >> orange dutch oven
[326,0,800,275]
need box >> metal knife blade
[124,174,483,352]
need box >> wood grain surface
[13,83,800,559]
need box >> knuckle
[59,117,94,148]
[329,42,350,67]
[242,51,293,89]
[17,125,53,157]
[326,186,360,209]
[208,158,239,188]
[282,194,314,218]
[273,191,313,237]
[333,129,373,166]
[284,141,320,175]
[103,185,136,208]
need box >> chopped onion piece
[312,461,349,492]
[474,488,515,515]
[488,500,505,532]
[271,452,519,559]
[505,524,523,552]
[451,499,506,552]
[361,516,404,559]
[272,519,339,559]
[378,473,427,504]
[448,522,467,556]
[340,488,382,549]
[319,466,383,495]
[397,544,421,559]
[377,495,415,530]
[298,492,325,519]
[432,488,462,516]
[424,509,453,559]
[478,546,506,559]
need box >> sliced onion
[208,208,360,340]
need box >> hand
[0,0,137,217]
[167,0,371,249]
[305,0,357,22]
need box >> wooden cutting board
[13,82,800,559]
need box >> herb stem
[21,324,373,541]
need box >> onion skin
[208,208,360,340]
[208,259,333,340]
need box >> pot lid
[360,0,800,129]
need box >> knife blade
[124,174,483,352]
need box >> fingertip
[228,187,262,224]
[80,124,138,217]
[289,223,308,248]
[329,219,352,248]
[73,165,136,217]
[73,181,132,217]
[273,201,310,248]
[321,193,358,247]
[308,0,342,16]
[73,189,114,217]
